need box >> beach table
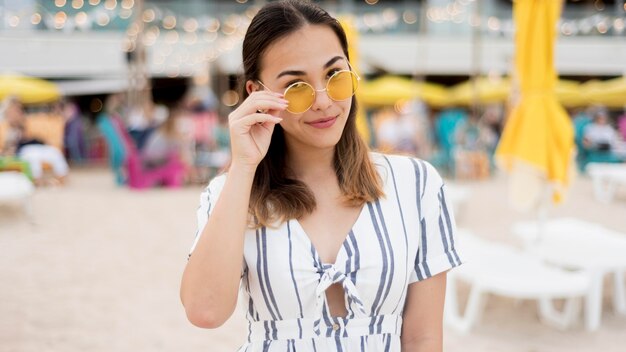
[513,218,626,331]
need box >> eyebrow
[275,56,346,79]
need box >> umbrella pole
[533,185,553,247]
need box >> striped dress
[190,153,462,351]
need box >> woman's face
[250,24,352,152]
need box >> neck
[286,143,336,184]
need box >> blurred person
[180,1,462,351]
[583,108,621,153]
[62,101,87,163]
[0,96,69,185]
[453,112,491,180]
[141,107,187,169]
[375,106,421,155]
[127,98,167,150]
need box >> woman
[180,1,462,351]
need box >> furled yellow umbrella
[0,73,61,104]
[496,0,574,209]
[450,76,511,106]
[583,76,626,108]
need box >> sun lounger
[0,171,34,218]
[445,230,592,333]
[513,217,626,330]
[586,162,626,203]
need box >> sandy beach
[1,166,625,352]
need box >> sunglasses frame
[257,67,361,114]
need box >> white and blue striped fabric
[191,153,462,351]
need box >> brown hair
[241,0,383,227]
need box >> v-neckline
[292,202,368,267]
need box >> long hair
[241,0,383,227]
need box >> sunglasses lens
[328,71,358,101]
[284,82,314,114]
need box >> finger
[248,97,289,113]
[235,113,282,129]
[231,98,288,121]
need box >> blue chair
[97,113,127,185]
[573,114,622,172]
[429,108,467,176]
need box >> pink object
[618,115,626,141]
[192,111,218,146]
[110,117,186,189]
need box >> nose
[310,86,333,112]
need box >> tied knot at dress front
[190,153,463,351]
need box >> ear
[246,80,260,95]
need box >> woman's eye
[327,69,342,78]
[286,80,305,89]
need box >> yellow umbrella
[340,17,370,142]
[360,76,450,107]
[0,74,61,104]
[496,0,574,209]
[556,79,588,108]
[583,77,626,108]
[450,76,511,106]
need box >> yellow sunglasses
[257,69,360,114]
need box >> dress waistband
[248,314,403,342]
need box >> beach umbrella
[556,79,588,108]
[583,77,626,108]
[0,73,61,104]
[360,76,451,107]
[496,0,574,210]
[450,76,511,106]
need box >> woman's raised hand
[228,91,288,172]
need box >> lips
[306,116,337,129]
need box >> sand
[1,166,625,352]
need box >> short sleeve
[189,174,227,257]
[409,160,463,284]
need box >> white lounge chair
[513,217,626,330]
[0,171,34,218]
[587,162,626,203]
[445,230,592,333]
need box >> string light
[96,12,110,26]
[72,0,84,10]
[120,9,133,19]
[55,0,67,7]
[487,16,501,31]
[402,10,417,25]
[89,0,101,5]
[183,18,199,33]
[365,0,379,5]
[8,16,19,28]
[121,0,134,10]
[222,90,239,107]
[54,11,68,29]
[75,11,88,27]
[142,9,155,23]
[162,15,177,30]
[614,18,624,33]
[104,0,117,11]
[31,13,42,25]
